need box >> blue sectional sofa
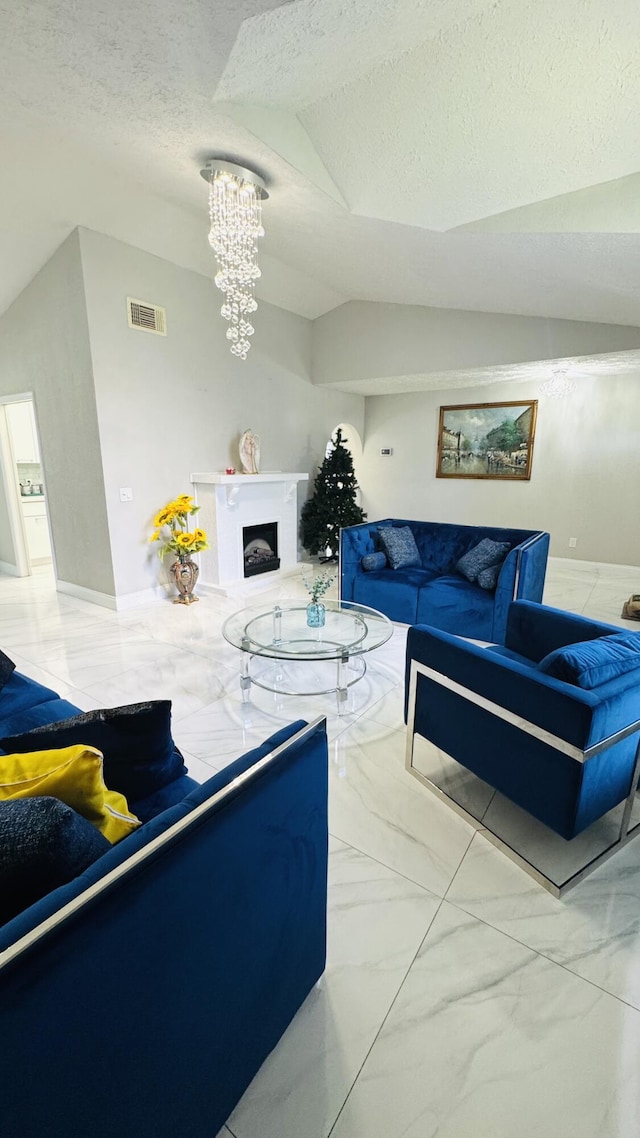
[0,667,329,1138]
[340,518,549,642]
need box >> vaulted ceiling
[1,0,639,387]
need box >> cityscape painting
[436,400,538,480]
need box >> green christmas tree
[301,429,367,560]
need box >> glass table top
[222,599,393,661]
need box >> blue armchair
[405,601,640,893]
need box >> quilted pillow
[477,563,502,591]
[538,631,640,689]
[0,701,187,805]
[455,538,510,583]
[377,526,421,570]
[0,796,110,925]
[362,552,388,572]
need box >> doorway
[0,396,53,576]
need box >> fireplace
[243,522,280,578]
[190,472,308,594]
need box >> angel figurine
[239,428,260,475]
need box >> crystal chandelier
[539,368,576,398]
[200,160,268,359]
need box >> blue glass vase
[306,601,326,628]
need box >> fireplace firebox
[243,522,280,578]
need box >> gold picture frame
[436,400,538,480]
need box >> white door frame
[0,393,35,576]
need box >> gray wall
[362,373,640,566]
[78,228,364,597]
[313,301,640,389]
[0,232,115,593]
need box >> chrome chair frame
[405,659,640,897]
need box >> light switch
[119,487,133,502]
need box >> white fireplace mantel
[190,471,309,594]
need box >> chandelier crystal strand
[208,171,264,360]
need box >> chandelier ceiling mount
[539,368,577,398]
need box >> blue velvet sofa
[340,519,549,642]
[405,601,640,861]
[0,668,328,1138]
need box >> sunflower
[176,532,195,548]
[153,506,175,528]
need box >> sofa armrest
[340,519,395,601]
[505,600,621,662]
[490,532,549,644]
[514,532,549,603]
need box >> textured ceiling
[220,0,640,230]
[0,0,639,392]
[318,350,640,396]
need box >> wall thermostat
[380,447,393,456]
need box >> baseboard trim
[550,555,640,573]
[55,579,119,610]
[56,578,169,611]
[0,559,22,577]
[114,585,169,611]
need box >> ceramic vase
[170,557,199,605]
[306,601,326,628]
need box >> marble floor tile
[328,721,476,896]
[330,901,640,1138]
[178,746,221,784]
[227,837,440,1138]
[28,637,188,691]
[75,650,239,721]
[170,690,281,771]
[447,832,640,1011]
[362,683,406,730]
[6,651,89,700]
[541,578,596,613]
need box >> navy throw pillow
[456,538,510,583]
[377,526,421,570]
[0,701,187,803]
[0,649,16,693]
[538,631,640,689]
[0,796,110,925]
[477,563,502,591]
[362,552,388,572]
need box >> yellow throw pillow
[0,745,140,843]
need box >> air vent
[127,297,167,336]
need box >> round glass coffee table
[222,599,393,714]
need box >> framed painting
[436,400,538,480]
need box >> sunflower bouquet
[149,495,209,561]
